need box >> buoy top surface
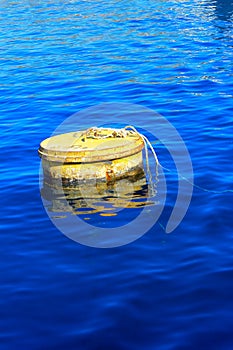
[38,128,144,163]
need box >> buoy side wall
[42,150,144,186]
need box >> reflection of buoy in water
[38,126,146,186]
[40,176,155,217]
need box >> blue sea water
[1,0,233,348]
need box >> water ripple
[1,0,233,349]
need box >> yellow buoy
[38,127,145,186]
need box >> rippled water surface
[1,0,233,349]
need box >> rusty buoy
[38,127,145,187]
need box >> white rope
[79,126,233,196]
[79,125,160,196]
[124,125,159,195]
[124,126,159,165]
